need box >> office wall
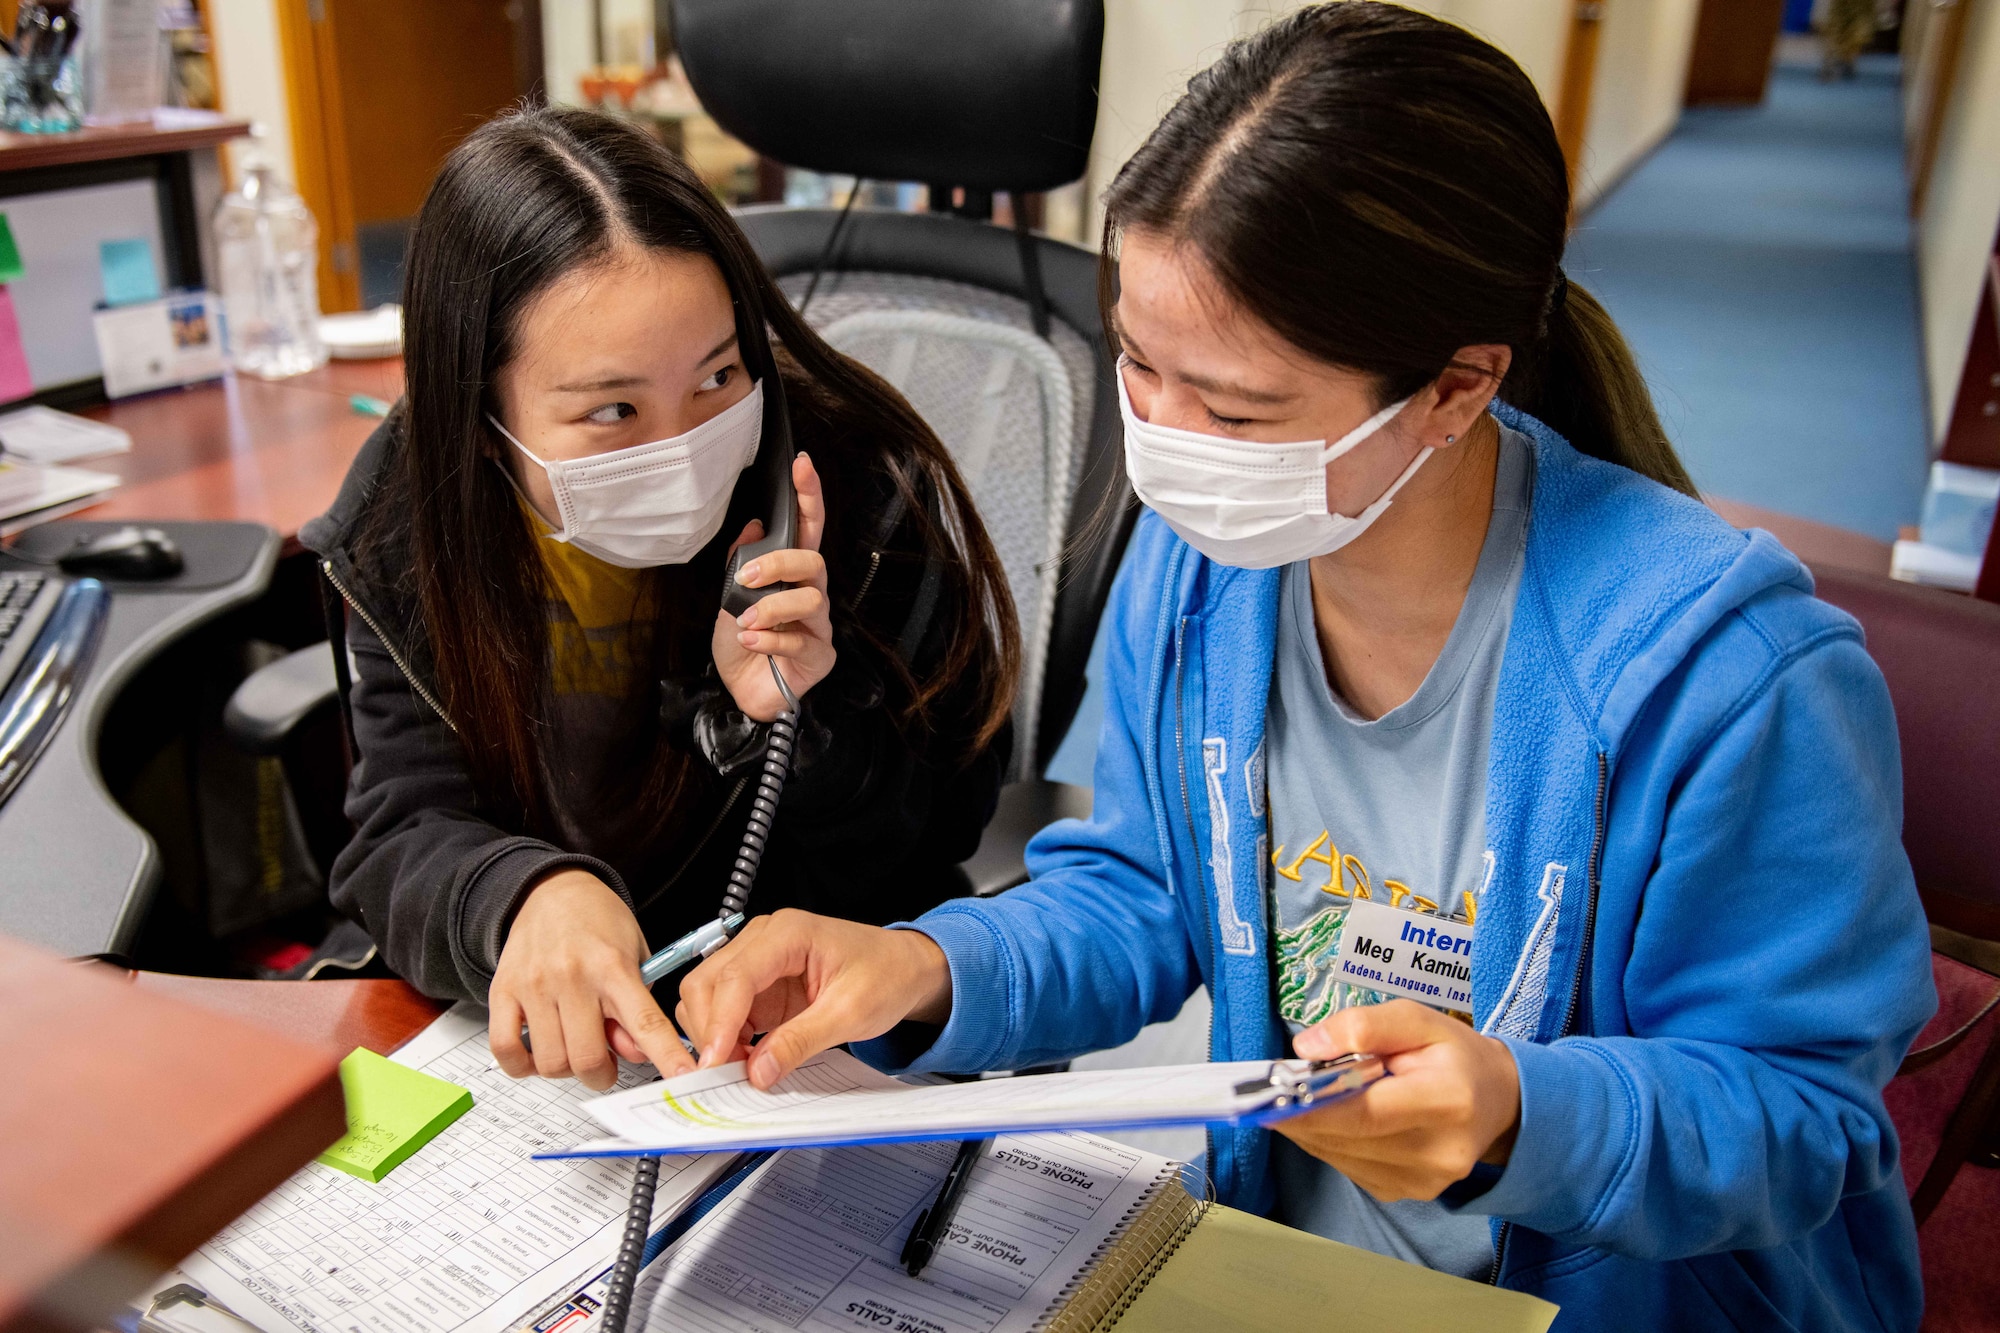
[1410,1,1572,105]
[1917,0,2000,443]
[204,0,296,187]
[1573,0,1703,210]
[1081,0,1247,241]
[1082,1,1579,241]
[543,1,594,108]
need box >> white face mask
[1119,362,1430,569]
[489,381,764,569]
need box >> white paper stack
[0,406,132,463]
[0,459,120,534]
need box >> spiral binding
[721,658,799,920]
[1032,1168,1210,1333]
[599,1155,659,1333]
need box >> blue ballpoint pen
[639,912,745,987]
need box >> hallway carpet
[1565,53,1929,541]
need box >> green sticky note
[317,1048,473,1183]
[99,238,161,307]
[0,216,20,285]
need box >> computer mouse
[57,525,185,580]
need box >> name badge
[1329,897,1474,1012]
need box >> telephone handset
[720,366,798,618]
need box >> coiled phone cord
[599,1154,658,1333]
[599,657,799,1333]
[720,658,800,920]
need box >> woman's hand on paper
[488,869,697,1090]
[713,453,836,722]
[676,909,953,1089]
[1278,999,1521,1202]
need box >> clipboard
[536,1050,1387,1160]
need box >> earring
[1445,433,1457,443]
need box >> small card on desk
[316,1047,472,1182]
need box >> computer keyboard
[0,570,59,687]
[0,568,109,810]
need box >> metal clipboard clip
[1235,1052,1387,1114]
[138,1285,267,1333]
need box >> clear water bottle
[213,163,327,379]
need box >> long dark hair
[375,105,1018,829]
[1101,2,1695,496]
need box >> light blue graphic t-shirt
[1263,424,1533,1279]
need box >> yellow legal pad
[1105,1203,1557,1333]
[316,1048,474,1182]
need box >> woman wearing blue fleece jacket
[677,5,1936,1328]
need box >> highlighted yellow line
[659,1086,743,1129]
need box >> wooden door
[277,0,533,313]
[1684,0,1786,105]
[1553,0,1608,191]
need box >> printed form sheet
[171,1007,730,1333]
[610,1131,1175,1333]
[570,1049,1276,1153]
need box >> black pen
[901,1136,990,1277]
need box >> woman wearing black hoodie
[300,107,1017,1089]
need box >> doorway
[275,0,541,312]
[1553,0,1608,189]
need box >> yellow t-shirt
[523,501,656,699]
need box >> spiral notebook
[520,1130,1557,1333]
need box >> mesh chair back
[782,273,1095,779]
[745,208,1136,776]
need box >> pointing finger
[604,971,695,1077]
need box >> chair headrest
[669,0,1103,192]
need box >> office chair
[230,0,1129,906]
[1813,564,2000,1321]
[673,0,1127,892]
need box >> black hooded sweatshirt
[299,413,1007,1004]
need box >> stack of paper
[0,460,118,534]
[0,406,132,463]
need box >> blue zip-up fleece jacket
[860,409,1936,1331]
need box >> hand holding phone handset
[708,337,837,727]
[721,368,797,619]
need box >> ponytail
[1504,277,1698,497]
[1103,2,1697,500]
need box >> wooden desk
[78,360,402,546]
[0,936,346,1333]
[128,974,446,1059]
